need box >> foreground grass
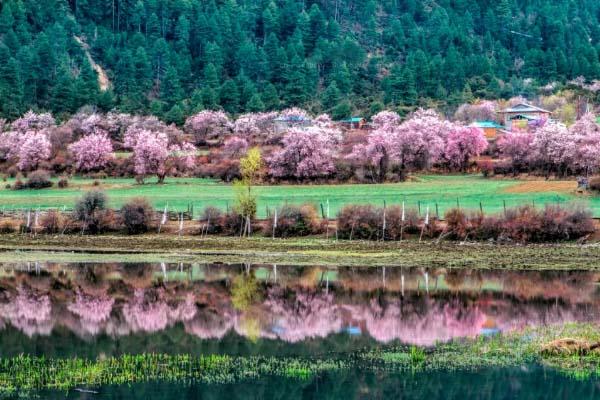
[1,234,600,269]
[0,175,590,217]
[0,324,598,394]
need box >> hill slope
[0,0,599,121]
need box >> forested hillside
[1,0,600,122]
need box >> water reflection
[0,263,598,347]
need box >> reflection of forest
[0,263,598,346]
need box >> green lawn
[0,175,593,218]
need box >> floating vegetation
[1,324,599,395]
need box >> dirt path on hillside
[503,180,577,194]
[74,36,110,91]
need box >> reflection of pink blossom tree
[68,292,114,324]
[123,289,197,333]
[2,287,53,337]
[184,308,234,339]
[262,289,343,342]
[67,291,115,335]
[122,289,170,332]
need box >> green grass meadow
[0,175,593,218]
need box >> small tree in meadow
[234,147,262,236]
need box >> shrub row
[444,205,594,242]
[0,191,595,243]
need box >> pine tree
[246,93,265,112]
[261,83,280,110]
[219,79,239,113]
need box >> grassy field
[0,174,593,217]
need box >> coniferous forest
[1,0,600,122]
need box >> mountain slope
[0,0,599,121]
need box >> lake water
[1,262,599,398]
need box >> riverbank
[1,234,600,269]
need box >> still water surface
[1,262,599,398]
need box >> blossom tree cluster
[498,113,600,176]
[347,109,488,181]
[124,126,196,183]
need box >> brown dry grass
[503,180,577,194]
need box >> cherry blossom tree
[268,127,338,179]
[346,130,392,182]
[570,113,600,175]
[222,136,249,158]
[15,131,52,171]
[454,100,497,123]
[124,127,196,183]
[444,126,488,171]
[184,110,233,144]
[532,122,575,176]
[371,110,401,129]
[69,133,114,172]
[11,111,56,132]
[392,108,451,170]
[233,112,278,139]
[497,132,534,172]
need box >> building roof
[274,115,310,122]
[342,117,365,123]
[498,103,551,114]
[469,121,504,129]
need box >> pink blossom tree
[570,113,600,137]
[11,111,56,132]
[124,127,196,183]
[69,133,114,172]
[184,110,233,144]
[444,126,488,171]
[268,127,337,179]
[346,130,392,182]
[570,113,600,175]
[532,122,575,176]
[497,132,534,172]
[454,100,497,123]
[222,136,249,158]
[392,109,451,170]
[371,110,401,129]
[15,131,52,171]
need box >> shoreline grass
[0,323,598,394]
